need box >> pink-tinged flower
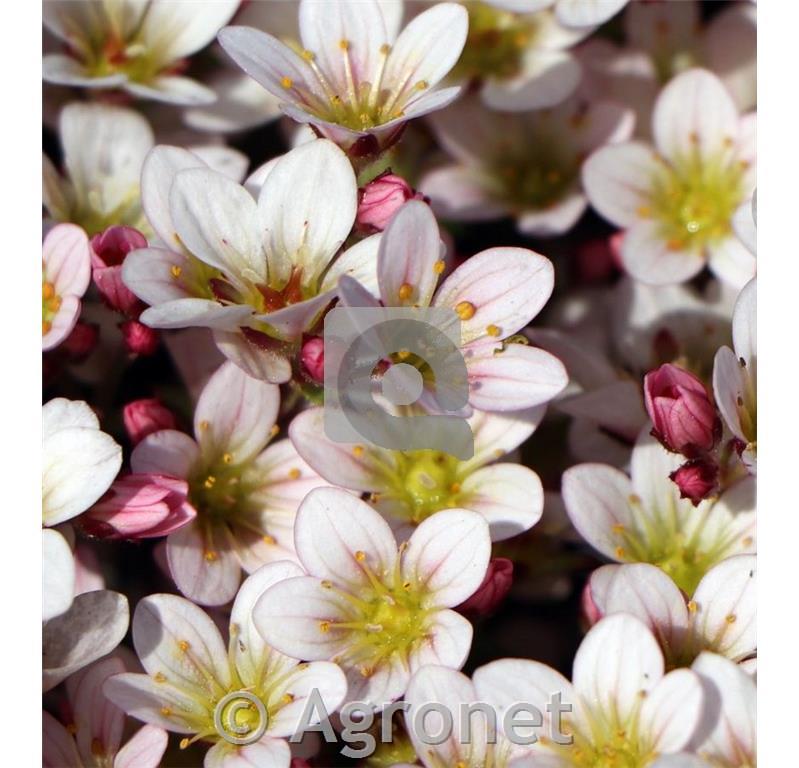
[299,336,325,384]
[575,232,623,283]
[43,657,168,768]
[423,94,633,236]
[91,226,148,317]
[339,200,568,412]
[42,224,92,351]
[580,0,756,138]
[43,0,239,104]
[42,528,76,623]
[713,278,756,473]
[476,614,706,766]
[583,69,756,288]
[123,398,178,446]
[457,557,514,618]
[357,173,423,233]
[83,474,196,540]
[44,590,129,691]
[131,361,327,606]
[644,363,720,457]
[123,139,381,383]
[404,666,517,768]
[447,2,601,113]
[651,653,756,768]
[218,1,467,149]
[120,319,160,356]
[289,404,546,541]
[670,458,719,506]
[562,428,755,594]
[105,564,348,767]
[253,488,491,709]
[588,556,756,669]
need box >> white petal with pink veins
[132,429,200,478]
[640,668,705,753]
[114,725,169,768]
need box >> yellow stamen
[433,259,445,274]
[170,265,182,278]
[486,324,501,337]
[204,550,218,562]
[222,452,233,464]
[352,445,364,457]
[262,534,276,545]
[455,301,476,320]
[281,76,293,89]
[288,468,301,480]
[398,283,413,301]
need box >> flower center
[452,2,537,81]
[645,146,748,254]
[561,725,653,768]
[42,277,61,335]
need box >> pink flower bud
[356,173,423,232]
[456,558,513,618]
[120,319,159,356]
[643,364,721,457]
[575,235,619,283]
[580,579,603,630]
[670,459,719,507]
[123,398,177,445]
[62,321,99,361]
[82,474,195,539]
[90,226,147,317]
[301,336,325,384]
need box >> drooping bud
[644,363,721,457]
[123,398,177,445]
[579,578,603,630]
[574,232,622,283]
[82,474,195,539]
[456,558,513,618]
[90,226,147,317]
[357,172,424,232]
[670,459,719,507]
[120,319,159,356]
[300,336,325,384]
[62,321,99,361]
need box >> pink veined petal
[408,609,474,673]
[620,219,706,285]
[464,341,568,412]
[140,298,254,331]
[42,294,82,351]
[378,200,443,308]
[466,406,546,471]
[640,668,705,753]
[251,290,338,342]
[433,247,555,343]
[294,487,398,588]
[706,235,756,290]
[344,652,413,711]
[187,145,250,183]
[253,575,353,660]
[383,3,468,95]
[230,561,305,688]
[43,711,81,768]
[113,725,169,768]
[43,223,92,298]
[166,522,242,606]
[289,408,388,491]
[132,592,231,692]
[213,329,293,384]
[124,76,216,106]
[652,68,740,163]
[459,463,544,542]
[556,0,629,27]
[66,656,126,765]
[690,555,756,661]
[401,509,491,608]
[582,141,660,227]
[561,462,636,561]
[573,614,664,726]
[121,247,193,306]
[194,360,280,463]
[42,529,75,621]
[131,429,199,478]
[421,165,509,223]
[204,736,292,768]
[320,233,382,295]
[298,0,391,96]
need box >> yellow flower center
[42,277,61,335]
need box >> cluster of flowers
[42,1,756,767]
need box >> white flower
[130,361,327,606]
[123,139,380,382]
[582,68,756,288]
[289,404,546,541]
[448,1,596,111]
[588,555,756,668]
[252,487,491,709]
[218,0,467,147]
[562,428,755,594]
[43,656,168,768]
[43,0,239,104]
[713,278,756,473]
[104,564,348,768]
[42,223,92,351]
[423,93,634,236]
[44,103,154,236]
[476,614,707,766]
[522,0,630,28]
[651,653,756,768]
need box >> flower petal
[43,223,91,298]
[620,220,706,285]
[113,725,169,768]
[131,429,199,478]
[122,247,193,306]
[42,529,76,621]
[640,668,705,753]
